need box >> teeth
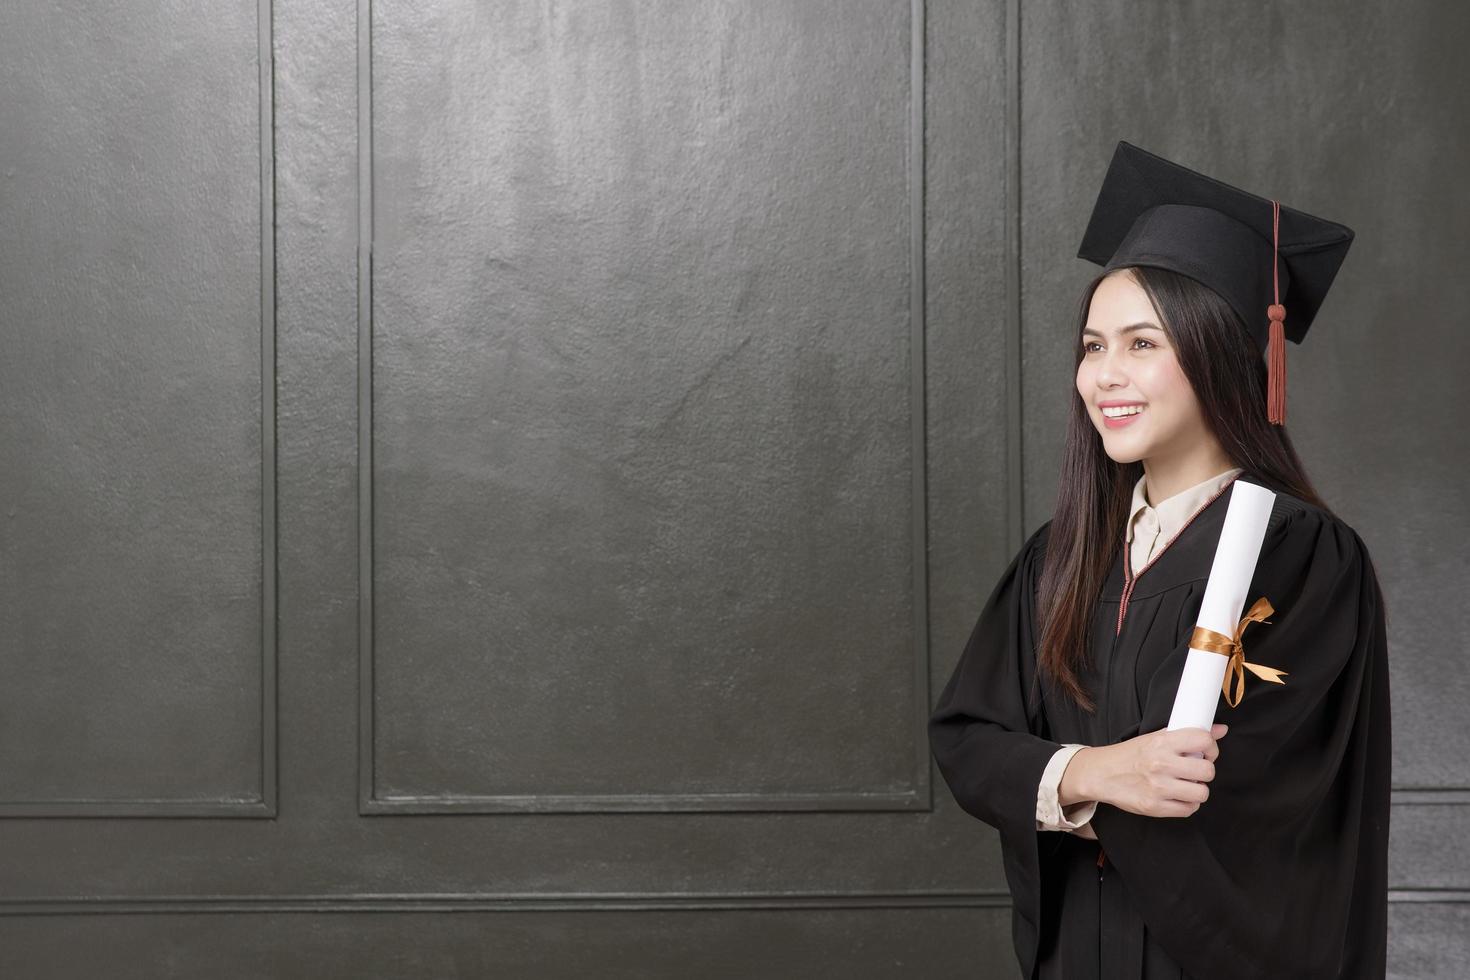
[1102,405,1146,418]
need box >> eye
[1081,337,1160,353]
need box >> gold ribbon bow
[1188,596,1289,707]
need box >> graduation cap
[1077,140,1355,426]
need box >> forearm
[1058,745,1104,807]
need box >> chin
[1095,431,1149,464]
[1102,447,1147,465]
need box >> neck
[1141,448,1239,506]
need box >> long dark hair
[1035,265,1336,713]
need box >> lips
[1101,405,1146,429]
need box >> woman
[928,142,1390,979]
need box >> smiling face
[1075,269,1216,472]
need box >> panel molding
[0,0,278,821]
[2,888,1465,915]
[1389,789,1470,805]
[356,0,933,814]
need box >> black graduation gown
[928,476,1390,979]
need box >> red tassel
[1265,199,1287,426]
[1267,303,1286,425]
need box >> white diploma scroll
[1165,480,1277,743]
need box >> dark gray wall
[0,0,1462,976]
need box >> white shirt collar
[1126,466,1245,545]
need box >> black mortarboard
[1076,140,1355,425]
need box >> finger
[1182,758,1216,783]
[1167,753,1216,782]
[1168,778,1210,804]
[1176,729,1218,757]
[1159,798,1200,818]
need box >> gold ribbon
[1188,596,1288,707]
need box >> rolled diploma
[1166,480,1277,754]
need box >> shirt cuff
[1035,743,1098,831]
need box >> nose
[1094,348,1129,389]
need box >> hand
[1067,723,1226,819]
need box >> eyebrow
[1081,321,1164,338]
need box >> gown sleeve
[1037,744,1098,830]
[928,521,1068,970]
[1089,506,1391,980]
